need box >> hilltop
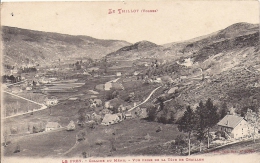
[106,40,163,60]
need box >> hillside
[2,26,131,66]
[107,22,260,119]
[106,40,164,61]
[157,23,259,116]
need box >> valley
[2,22,260,158]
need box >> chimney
[226,120,229,126]
[227,111,230,115]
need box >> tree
[156,96,166,113]
[177,106,196,155]
[147,104,157,121]
[252,108,259,143]
[246,107,260,143]
[77,131,86,141]
[195,101,207,152]
[78,108,87,127]
[204,98,219,148]
[14,144,20,153]
[174,135,188,155]
[219,102,228,119]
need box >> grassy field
[3,118,182,158]
[4,129,78,157]
[66,119,181,157]
[3,93,42,117]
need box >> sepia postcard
[1,1,260,163]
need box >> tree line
[2,75,22,83]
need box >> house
[45,97,59,106]
[101,114,120,126]
[26,87,33,91]
[104,98,124,110]
[139,108,148,118]
[104,82,112,90]
[116,72,122,76]
[217,115,253,139]
[133,71,140,76]
[154,78,162,83]
[66,120,76,131]
[168,87,178,94]
[125,113,132,119]
[45,122,61,131]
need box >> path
[3,91,47,119]
[62,139,79,156]
[128,86,162,112]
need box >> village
[1,7,260,157]
[2,56,260,157]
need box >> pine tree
[177,106,196,155]
[204,98,219,148]
[220,102,228,119]
[195,101,207,152]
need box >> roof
[168,87,178,94]
[46,122,60,128]
[217,115,244,128]
[102,114,119,123]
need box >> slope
[2,26,131,66]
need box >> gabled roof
[217,115,244,128]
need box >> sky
[1,1,259,44]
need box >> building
[217,115,253,139]
[101,114,120,126]
[45,97,59,106]
[66,120,76,131]
[45,122,61,131]
[133,71,140,76]
[116,72,122,76]
[168,87,178,94]
[125,113,132,119]
[26,87,33,91]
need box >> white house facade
[217,115,253,139]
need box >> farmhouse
[116,72,122,76]
[217,115,253,139]
[133,71,140,76]
[101,114,120,126]
[45,122,61,131]
[168,87,178,94]
[125,113,133,119]
[26,87,32,91]
[45,97,59,106]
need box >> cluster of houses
[72,98,149,127]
